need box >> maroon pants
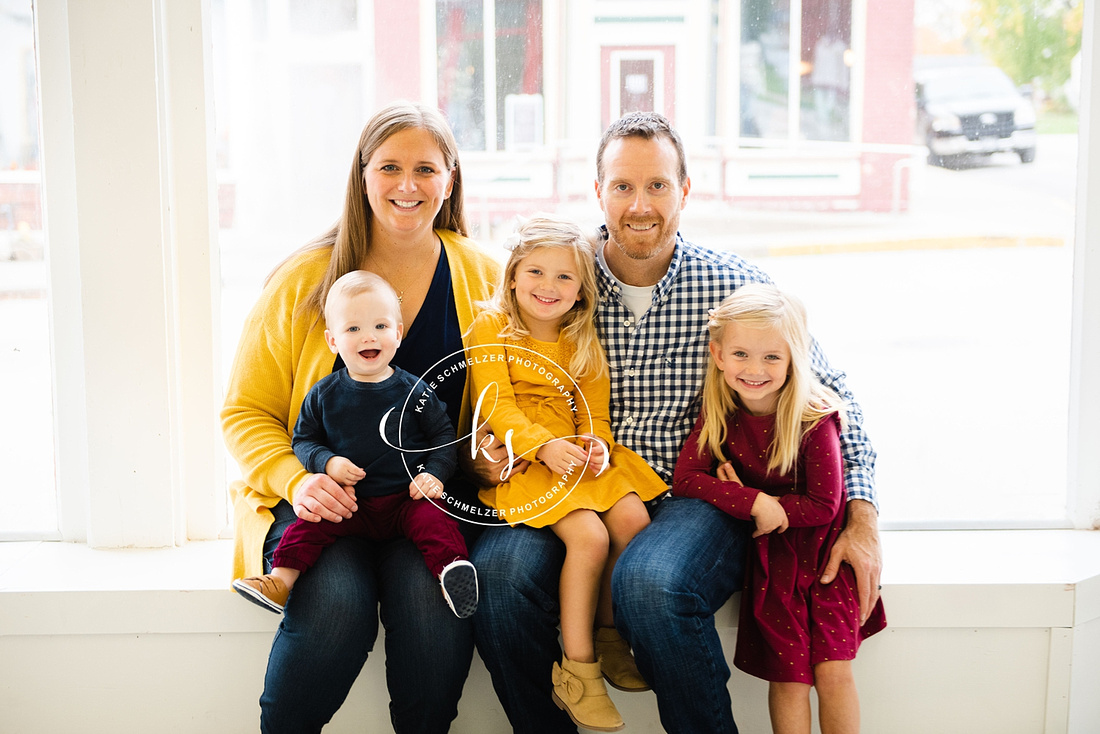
[272,493,467,578]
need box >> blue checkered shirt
[595,229,878,508]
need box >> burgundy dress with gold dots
[672,411,886,684]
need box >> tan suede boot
[552,656,625,732]
[595,626,651,692]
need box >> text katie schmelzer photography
[378,344,605,527]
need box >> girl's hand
[750,493,789,538]
[536,439,589,477]
[293,473,358,523]
[579,433,609,476]
[409,472,444,500]
[716,461,742,484]
[325,456,366,486]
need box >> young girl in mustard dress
[466,215,667,732]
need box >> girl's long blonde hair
[698,283,844,476]
[483,214,606,380]
[268,102,467,323]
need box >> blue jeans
[471,497,751,733]
[259,501,475,734]
[613,496,752,734]
[470,523,577,733]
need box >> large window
[0,0,55,538]
[10,0,1097,541]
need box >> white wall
[3,531,1100,733]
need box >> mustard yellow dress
[467,312,668,527]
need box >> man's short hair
[596,111,688,187]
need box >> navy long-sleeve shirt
[292,367,458,497]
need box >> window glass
[0,0,56,537]
[288,0,357,34]
[205,0,1081,532]
[740,0,791,138]
[801,0,851,141]
[437,0,486,150]
[495,0,543,150]
[6,0,1083,539]
[741,0,853,142]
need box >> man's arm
[808,337,877,507]
[807,338,881,622]
[820,498,882,624]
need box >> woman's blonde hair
[698,283,844,476]
[483,214,606,380]
[270,102,467,322]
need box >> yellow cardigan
[221,230,500,579]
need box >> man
[470,112,881,734]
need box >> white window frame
[35,0,224,545]
[23,0,1100,544]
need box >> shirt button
[624,416,634,425]
[623,319,632,327]
[627,368,636,377]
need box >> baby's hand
[750,493,789,538]
[536,439,588,477]
[409,472,444,500]
[579,434,609,476]
[716,461,742,484]
[326,456,365,486]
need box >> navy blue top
[292,367,458,497]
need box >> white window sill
[2,529,1099,636]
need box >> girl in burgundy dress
[673,283,885,734]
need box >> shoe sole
[551,691,625,732]
[603,675,651,693]
[440,562,478,618]
[232,579,284,614]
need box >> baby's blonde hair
[324,270,402,328]
[484,214,606,379]
[699,283,843,476]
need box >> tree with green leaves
[966,0,1082,99]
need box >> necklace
[366,238,439,304]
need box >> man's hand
[458,425,530,487]
[820,499,882,624]
[292,472,358,523]
[579,434,608,476]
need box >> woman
[222,102,500,733]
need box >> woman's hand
[292,472,358,523]
[750,492,789,538]
[325,456,366,486]
[536,439,589,477]
[459,425,530,487]
[409,472,444,500]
